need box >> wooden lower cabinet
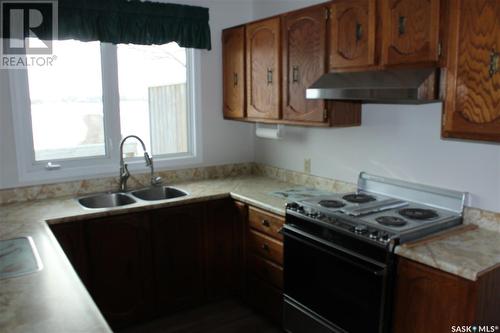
[86,213,154,329]
[245,206,285,325]
[205,199,246,299]
[151,205,205,313]
[393,258,500,332]
[247,275,284,325]
[49,221,89,286]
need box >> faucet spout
[119,135,161,192]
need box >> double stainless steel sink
[77,186,188,209]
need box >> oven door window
[284,231,386,332]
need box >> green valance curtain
[56,0,211,50]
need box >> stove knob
[286,202,299,211]
[354,225,368,234]
[379,233,390,242]
[369,231,379,239]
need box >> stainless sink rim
[129,186,190,202]
[76,192,137,210]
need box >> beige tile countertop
[1,175,499,332]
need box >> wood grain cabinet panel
[442,0,500,142]
[49,221,89,286]
[151,205,205,312]
[205,199,245,300]
[222,26,246,119]
[381,0,441,66]
[393,258,500,332]
[86,213,154,329]
[246,17,281,120]
[248,206,284,241]
[282,5,328,123]
[330,0,377,69]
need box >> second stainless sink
[130,186,188,201]
[78,193,136,209]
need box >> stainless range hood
[306,68,440,104]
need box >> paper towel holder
[255,123,284,140]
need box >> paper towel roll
[255,123,283,139]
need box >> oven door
[283,225,389,333]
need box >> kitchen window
[9,38,200,184]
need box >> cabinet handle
[489,49,499,78]
[267,68,273,85]
[233,72,238,86]
[355,22,363,42]
[261,219,270,227]
[398,16,406,36]
[292,66,299,83]
[261,243,270,252]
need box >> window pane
[27,39,105,161]
[117,43,188,158]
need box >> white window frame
[9,41,202,185]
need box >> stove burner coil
[318,200,345,209]
[399,208,439,220]
[342,193,377,204]
[375,216,407,227]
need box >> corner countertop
[1,175,499,332]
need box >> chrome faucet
[119,135,162,192]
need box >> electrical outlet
[304,158,311,174]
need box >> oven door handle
[283,225,386,276]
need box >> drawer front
[247,253,283,289]
[247,276,283,325]
[248,207,284,241]
[247,229,283,265]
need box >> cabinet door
[50,221,89,286]
[205,199,245,299]
[330,0,376,69]
[442,0,500,142]
[381,0,440,66]
[151,205,205,312]
[282,6,328,123]
[86,213,153,329]
[223,26,245,119]
[246,18,281,120]
[393,258,475,333]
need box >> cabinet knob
[261,219,270,227]
[261,243,270,252]
[267,68,273,85]
[398,16,406,36]
[233,72,238,86]
[489,49,499,79]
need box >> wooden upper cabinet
[282,6,328,123]
[442,0,500,142]
[381,0,440,66]
[246,17,281,120]
[222,26,245,119]
[330,0,377,69]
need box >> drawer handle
[489,49,499,78]
[261,244,270,252]
[398,16,406,36]
[261,219,270,227]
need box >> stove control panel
[286,202,396,245]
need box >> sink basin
[78,193,136,209]
[130,186,188,201]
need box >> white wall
[252,0,500,213]
[0,0,256,189]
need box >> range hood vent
[306,68,440,104]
